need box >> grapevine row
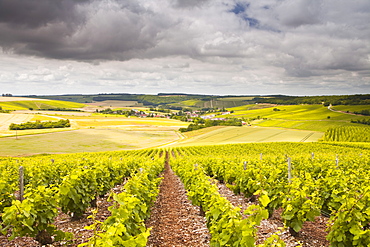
[0,149,164,245]
[172,143,370,246]
[170,151,284,247]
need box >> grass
[1,100,368,156]
[228,104,276,112]
[0,112,189,156]
[217,97,255,101]
[255,119,362,132]
[179,99,203,106]
[72,117,189,129]
[0,129,179,156]
[234,105,333,120]
[30,115,62,121]
[0,100,85,110]
[85,100,141,108]
[226,104,370,131]
[170,126,323,147]
[331,105,370,113]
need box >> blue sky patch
[231,3,248,15]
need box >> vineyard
[322,126,370,142]
[0,142,369,246]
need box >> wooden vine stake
[243,161,247,170]
[260,153,263,160]
[311,152,315,159]
[287,157,292,183]
[336,155,339,167]
[19,166,24,201]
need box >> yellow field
[0,97,48,102]
[0,106,329,156]
[0,112,190,156]
[0,113,34,131]
[169,126,323,147]
[227,104,370,131]
[0,99,85,110]
[0,112,67,136]
[72,117,189,129]
[0,129,179,156]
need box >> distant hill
[21,93,370,111]
[0,97,85,111]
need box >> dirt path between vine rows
[146,153,210,246]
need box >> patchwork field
[227,104,370,131]
[2,97,368,156]
[0,113,66,135]
[0,129,179,156]
[0,111,323,155]
[0,111,189,155]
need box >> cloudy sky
[0,0,369,96]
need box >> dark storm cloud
[0,0,369,96]
[0,0,87,57]
[0,0,88,28]
[0,0,168,61]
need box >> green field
[226,104,370,131]
[230,105,337,120]
[0,100,85,110]
[216,96,255,101]
[331,105,370,113]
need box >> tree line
[9,119,70,130]
[179,119,242,132]
[255,94,370,105]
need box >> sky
[0,0,369,96]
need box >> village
[96,107,248,126]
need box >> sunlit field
[0,129,179,156]
[169,126,323,147]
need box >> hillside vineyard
[0,142,369,246]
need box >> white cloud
[0,0,369,96]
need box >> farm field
[1,115,323,155]
[0,95,369,246]
[169,126,323,147]
[1,97,369,156]
[0,109,189,155]
[0,112,72,137]
[69,116,188,129]
[229,104,358,120]
[0,97,85,111]
[0,129,179,156]
[1,142,369,246]
[227,104,370,131]
[331,104,370,114]
[255,119,361,131]
[85,100,142,108]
